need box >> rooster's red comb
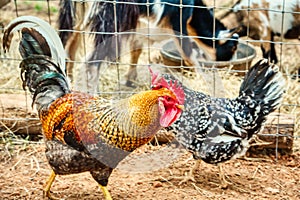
[149,67,185,105]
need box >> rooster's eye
[152,85,163,90]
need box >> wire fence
[0,0,299,157]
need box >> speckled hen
[152,59,285,188]
[2,16,184,200]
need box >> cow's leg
[126,39,143,87]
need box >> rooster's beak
[176,104,184,110]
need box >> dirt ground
[0,1,300,200]
[0,141,299,200]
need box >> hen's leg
[241,135,273,162]
[250,135,273,146]
[99,185,113,200]
[218,164,231,189]
[43,170,57,199]
[177,160,201,185]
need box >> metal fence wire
[0,0,299,158]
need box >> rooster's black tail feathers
[3,16,69,112]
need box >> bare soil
[0,142,299,200]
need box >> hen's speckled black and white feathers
[160,59,285,164]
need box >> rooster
[3,16,185,200]
[151,59,285,188]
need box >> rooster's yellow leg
[99,185,113,200]
[43,170,57,199]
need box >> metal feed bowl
[160,40,256,74]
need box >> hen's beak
[176,104,184,110]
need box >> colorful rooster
[3,16,184,199]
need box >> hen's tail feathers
[58,0,75,46]
[240,59,285,114]
[3,16,66,76]
[88,0,139,61]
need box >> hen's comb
[149,67,185,105]
[168,79,185,105]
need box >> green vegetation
[23,1,58,14]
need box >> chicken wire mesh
[0,0,299,160]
